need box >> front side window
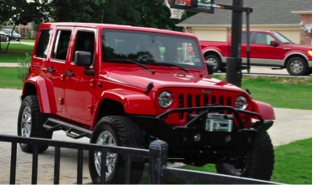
[72,31,95,63]
[102,30,204,69]
[35,29,53,58]
[272,31,293,44]
[52,30,71,61]
[255,33,275,45]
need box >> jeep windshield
[102,30,205,70]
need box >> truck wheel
[215,132,274,181]
[205,54,221,72]
[89,116,145,184]
[286,57,308,76]
[17,95,52,153]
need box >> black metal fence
[0,134,280,184]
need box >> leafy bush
[17,53,31,81]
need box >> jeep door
[63,28,96,125]
[48,28,72,116]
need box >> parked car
[200,30,312,76]
[18,22,275,183]
[0,28,21,42]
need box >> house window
[22,27,28,38]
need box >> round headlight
[158,91,173,108]
[235,96,248,110]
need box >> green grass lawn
[214,75,312,110]
[243,76,312,110]
[271,139,312,184]
[0,43,34,63]
[0,67,23,89]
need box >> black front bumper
[131,105,273,159]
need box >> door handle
[46,67,55,73]
[65,71,74,76]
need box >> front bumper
[131,105,273,158]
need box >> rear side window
[241,32,253,44]
[35,30,53,58]
[52,30,72,61]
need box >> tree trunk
[5,25,16,53]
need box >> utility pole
[226,0,243,87]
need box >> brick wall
[300,14,312,46]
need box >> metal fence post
[148,140,168,184]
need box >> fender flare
[283,51,309,67]
[99,89,156,115]
[22,76,52,114]
[251,100,275,121]
[202,48,224,63]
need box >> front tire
[216,132,274,181]
[17,95,53,153]
[89,116,145,184]
[286,57,308,76]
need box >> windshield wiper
[106,58,155,73]
[155,62,189,73]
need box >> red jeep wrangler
[18,22,275,183]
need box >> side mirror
[74,51,92,67]
[206,61,215,75]
[74,51,94,76]
[270,40,279,47]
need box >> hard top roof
[40,22,197,38]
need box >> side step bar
[44,118,92,139]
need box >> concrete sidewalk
[268,108,312,146]
[0,62,19,67]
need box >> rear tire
[216,132,274,181]
[205,54,222,72]
[89,116,145,184]
[17,95,52,153]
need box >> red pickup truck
[200,30,312,75]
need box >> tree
[49,0,194,31]
[49,0,105,23]
[0,0,50,52]
[0,0,49,25]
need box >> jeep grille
[178,93,232,120]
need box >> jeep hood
[106,69,245,93]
